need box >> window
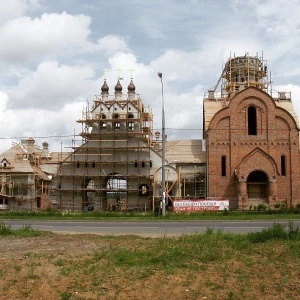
[142,161,145,168]
[281,155,286,176]
[76,161,80,168]
[100,122,106,130]
[139,184,149,197]
[92,161,96,168]
[127,113,134,119]
[149,160,152,168]
[221,156,226,177]
[134,161,138,168]
[114,122,120,130]
[113,113,119,119]
[127,122,134,131]
[248,106,257,135]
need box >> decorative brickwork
[205,87,300,209]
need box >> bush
[247,222,300,243]
[257,203,268,212]
[0,222,13,236]
[0,222,40,237]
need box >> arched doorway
[82,178,95,211]
[247,171,268,201]
[153,165,179,208]
[106,173,127,211]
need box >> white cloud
[0,0,39,22]
[0,12,92,63]
[2,0,300,154]
[97,35,130,57]
[9,61,96,110]
[0,89,85,152]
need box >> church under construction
[1,53,300,211]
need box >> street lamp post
[158,72,166,217]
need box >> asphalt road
[2,219,300,236]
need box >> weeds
[0,221,13,235]
[0,208,300,221]
[1,223,300,299]
[247,222,300,243]
[0,221,40,237]
[60,291,72,300]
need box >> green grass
[75,222,300,274]
[1,222,300,299]
[0,208,299,221]
[0,221,41,237]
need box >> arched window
[139,184,149,197]
[221,155,226,177]
[127,122,134,131]
[113,113,119,119]
[281,155,286,176]
[114,122,120,130]
[127,113,134,119]
[100,122,106,130]
[248,106,257,135]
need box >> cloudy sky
[1,0,300,153]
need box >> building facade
[2,53,298,212]
[51,79,205,211]
[0,138,54,210]
[204,54,300,209]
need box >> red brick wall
[206,87,300,208]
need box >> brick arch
[230,87,277,109]
[236,148,279,181]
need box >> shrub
[247,222,300,243]
[257,204,267,212]
[222,208,229,216]
[0,222,13,236]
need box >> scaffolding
[0,141,52,211]
[221,53,269,97]
[52,79,156,211]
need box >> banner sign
[172,199,229,212]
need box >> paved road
[2,219,300,236]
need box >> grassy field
[0,222,300,299]
[0,208,300,221]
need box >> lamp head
[157,72,162,78]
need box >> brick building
[204,54,300,209]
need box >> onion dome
[115,79,122,92]
[101,80,109,93]
[127,79,136,92]
[42,141,49,148]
